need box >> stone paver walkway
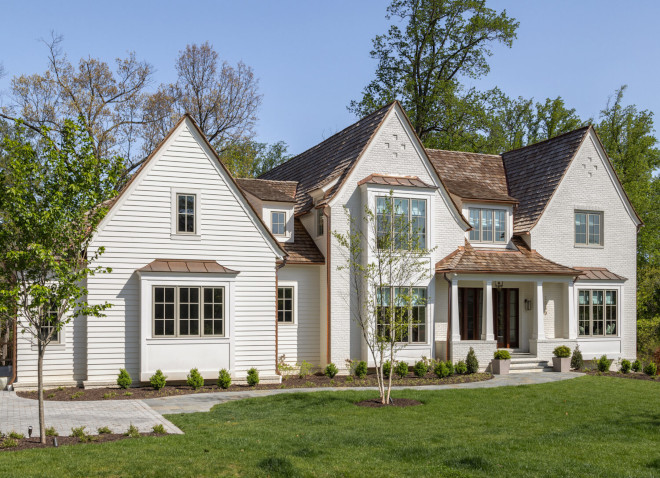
[144,371,583,415]
[0,391,182,436]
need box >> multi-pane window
[376,286,426,343]
[277,287,294,323]
[153,286,225,337]
[376,197,426,249]
[271,211,286,235]
[468,208,507,243]
[316,208,324,236]
[177,194,196,234]
[575,211,603,246]
[40,305,60,344]
[578,289,617,336]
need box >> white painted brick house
[8,101,641,387]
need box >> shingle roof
[435,236,579,276]
[259,103,394,214]
[236,178,297,203]
[574,267,627,281]
[357,174,436,189]
[427,150,516,203]
[502,126,591,233]
[137,259,238,274]
[280,218,325,265]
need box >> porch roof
[435,237,579,276]
[574,267,627,281]
[137,259,239,274]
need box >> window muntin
[153,286,225,337]
[578,289,617,337]
[575,211,603,246]
[277,287,294,323]
[316,208,324,236]
[40,305,60,344]
[468,208,507,243]
[271,211,286,236]
[176,194,196,234]
[376,286,426,343]
[376,197,427,250]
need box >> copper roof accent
[427,150,517,203]
[137,259,238,274]
[236,178,298,203]
[357,174,436,189]
[502,126,591,233]
[574,267,627,281]
[259,103,395,214]
[279,218,325,265]
[435,237,579,276]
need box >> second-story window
[575,211,603,246]
[468,208,506,243]
[376,197,426,250]
[271,211,286,235]
[177,194,196,234]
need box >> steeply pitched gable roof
[259,103,394,214]
[501,126,590,233]
[236,178,297,203]
[427,150,516,203]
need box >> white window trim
[151,285,226,338]
[376,285,429,345]
[271,210,287,237]
[467,207,508,245]
[171,188,202,239]
[574,283,622,339]
[574,210,604,248]
[277,281,297,325]
[374,195,428,250]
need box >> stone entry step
[508,353,552,373]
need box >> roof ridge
[426,148,502,158]
[502,125,591,156]
[237,178,298,184]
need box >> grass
[0,376,658,477]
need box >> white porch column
[482,280,494,341]
[533,280,545,340]
[451,277,461,341]
[567,281,577,339]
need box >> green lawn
[1,376,659,477]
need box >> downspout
[443,273,452,362]
[323,206,331,365]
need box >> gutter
[323,206,331,365]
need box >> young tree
[334,193,434,404]
[219,139,291,178]
[0,119,122,443]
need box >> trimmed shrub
[632,359,642,373]
[354,361,368,379]
[571,346,584,370]
[434,361,450,378]
[644,362,658,376]
[413,360,429,377]
[324,363,338,379]
[70,426,87,439]
[117,368,132,389]
[395,361,409,378]
[466,347,479,374]
[455,360,468,375]
[8,431,24,439]
[247,368,260,386]
[124,424,140,438]
[620,359,631,374]
[445,360,454,376]
[187,368,204,390]
[45,426,58,437]
[382,360,392,379]
[218,369,232,389]
[97,426,112,435]
[596,355,612,372]
[553,346,571,358]
[298,360,313,379]
[152,424,166,434]
[150,370,167,390]
[494,350,511,360]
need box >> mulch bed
[355,398,422,408]
[17,372,493,402]
[584,370,660,382]
[0,433,165,452]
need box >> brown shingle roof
[280,218,325,264]
[137,259,238,274]
[502,126,590,233]
[259,103,394,214]
[574,267,627,281]
[236,178,297,203]
[357,174,436,189]
[435,237,579,276]
[427,150,516,203]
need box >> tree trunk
[37,342,46,444]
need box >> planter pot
[492,359,510,375]
[552,357,570,372]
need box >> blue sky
[1,1,659,155]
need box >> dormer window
[177,194,196,234]
[468,208,506,243]
[271,211,286,236]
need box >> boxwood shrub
[395,360,409,378]
[246,368,260,386]
[218,369,232,389]
[382,360,392,379]
[187,368,204,390]
[553,345,571,358]
[455,360,468,375]
[117,368,132,389]
[149,369,167,390]
[324,363,338,379]
[413,360,429,377]
[494,350,511,360]
[620,359,631,374]
[354,361,368,379]
[632,359,642,372]
[434,361,450,378]
[596,355,612,372]
[644,362,658,376]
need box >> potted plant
[552,345,571,372]
[492,350,511,375]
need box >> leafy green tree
[349,0,518,143]
[0,119,122,443]
[220,140,291,178]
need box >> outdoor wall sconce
[524,299,532,311]
[494,281,504,290]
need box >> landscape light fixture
[53,437,58,447]
[28,426,32,438]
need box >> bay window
[153,286,225,337]
[578,289,617,336]
[376,197,426,249]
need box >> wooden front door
[493,288,519,348]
